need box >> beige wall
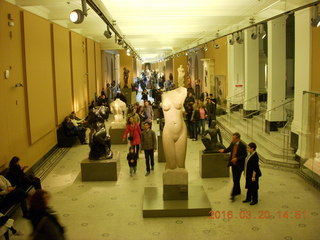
[86,38,96,103]
[0,1,103,168]
[52,24,73,125]
[95,42,102,94]
[312,25,320,92]
[0,2,56,168]
[70,32,88,119]
[119,50,133,88]
[23,11,56,144]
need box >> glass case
[300,91,320,184]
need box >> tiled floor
[8,119,320,240]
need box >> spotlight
[229,34,234,45]
[204,44,208,51]
[70,9,84,24]
[70,0,87,24]
[311,5,320,27]
[185,52,188,56]
[117,38,124,45]
[236,32,243,44]
[259,24,267,39]
[214,44,220,49]
[104,26,112,39]
[251,26,257,39]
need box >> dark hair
[144,122,150,126]
[9,156,20,168]
[127,116,134,125]
[129,146,135,151]
[233,132,241,139]
[29,189,49,211]
[248,142,257,150]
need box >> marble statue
[110,98,127,129]
[162,87,187,169]
[177,65,185,87]
[201,121,224,153]
[87,106,113,160]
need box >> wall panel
[311,25,320,92]
[70,31,88,118]
[95,42,102,94]
[86,38,96,103]
[23,11,55,144]
[52,24,73,124]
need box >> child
[127,146,138,176]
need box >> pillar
[291,8,312,156]
[243,27,259,117]
[265,15,287,132]
[227,34,244,111]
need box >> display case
[300,91,320,184]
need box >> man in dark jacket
[205,97,216,127]
[219,132,247,201]
[140,122,157,176]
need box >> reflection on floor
[9,119,320,240]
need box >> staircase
[217,100,299,168]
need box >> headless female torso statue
[162,87,187,169]
[110,99,126,128]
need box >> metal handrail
[226,90,244,102]
[245,98,294,119]
[229,92,266,112]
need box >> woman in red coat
[123,116,142,157]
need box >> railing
[227,93,267,126]
[243,98,294,163]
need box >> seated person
[62,116,87,144]
[7,156,41,190]
[0,175,29,218]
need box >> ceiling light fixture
[311,5,320,27]
[259,24,267,39]
[251,26,258,39]
[104,25,112,39]
[204,44,208,52]
[236,31,243,44]
[70,0,87,24]
[229,34,234,45]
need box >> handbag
[128,136,133,141]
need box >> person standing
[144,101,154,128]
[140,122,157,176]
[127,146,138,177]
[191,105,200,141]
[243,142,262,205]
[205,97,216,128]
[199,104,207,135]
[122,116,142,158]
[219,132,247,201]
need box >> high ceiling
[9,0,318,62]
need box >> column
[265,15,287,132]
[227,34,244,111]
[291,8,312,156]
[243,27,259,118]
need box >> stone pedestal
[109,126,127,144]
[142,186,211,218]
[199,151,230,178]
[122,88,132,105]
[81,151,120,181]
[163,168,188,200]
[157,133,165,162]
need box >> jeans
[144,149,154,172]
[193,121,200,140]
[200,119,206,135]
